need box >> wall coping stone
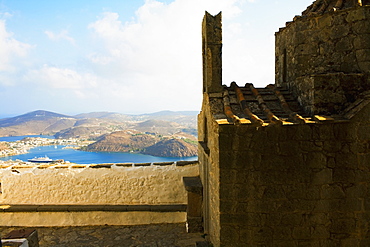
[183,176,203,195]
[0,204,187,213]
[0,161,199,170]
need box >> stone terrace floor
[1,223,205,247]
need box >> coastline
[0,137,92,158]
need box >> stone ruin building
[197,0,370,246]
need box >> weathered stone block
[312,169,333,185]
[336,198,364,211]
[341,53,360,72]
[278,141,301,156]
[320,184,345,199]
[220,224,240,244]
[346,8,367,23]
[358,61,370,71]
[345,183,368,198]
[318,15,333,29]
[356,49,370,62]
[357,124,370,140]
[273,226,293,240]
[281,213,304,226]
[354,34,370,49]
[323,140,342,152]
[273,240,297,247]
[355,167,370,181]
[292,226,311,240]
[291,125,312,140]
[332,12,348,26]
[249,227,273,243]
[329,218,356,234]
[335,153,358,168]
[335,36,353,51]
[261,186,286,200]
[331,25,351,39]
[311,225,330,239]
[261,213,282,226]
[333,123,357,141]
[218,151,235,169]
[234,151,262,169]
[304,151,327,168]
[300,141,323,152]
[219,168,237,185]
[358,153,370,169]
[333,168,356,183]
[353,19,370,34]
[308,213,330,225]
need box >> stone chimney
[202,11,223,94]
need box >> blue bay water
[0,135,197,164]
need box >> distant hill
[0,110,72,128]
[82,130,197,157]
[75,110,198,128]
[133,119,183,135]
[143,110,199,116]
[81,130,158,153]
[0,110,76,137]
[0,110,197,139]
[143,138,197,157]
[74,112,134,122]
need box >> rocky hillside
[0,112,75,137]
[143,139,198,157]
[82,130,197,157]
[81,130,159,153]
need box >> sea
[0,135,197,164]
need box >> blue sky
[0,0,314,117]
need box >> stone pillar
[202,11,223,94]
[183,176,203,233]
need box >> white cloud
[0,20,31,77]
[24,65,99,98]
[85,0,249,112]
[45,29,75,45]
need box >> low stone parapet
[0,161,199,205]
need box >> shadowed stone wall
[217,113,370,246]
[199,104,370,246]
[0,224,204,247]
[276,6,370,115]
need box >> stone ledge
[0,204,187,212]
[176,161,199,166]
[183,176,203,195]
[0,160,199,170]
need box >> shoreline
[0,137,93,158]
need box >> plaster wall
[0,163,199,205]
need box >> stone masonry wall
[216,105,370,246]
[0,162,198,205]
[275,6,370,115]
[198,98,222,245]
[0,223,205,247]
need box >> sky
[0,0,314,117]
